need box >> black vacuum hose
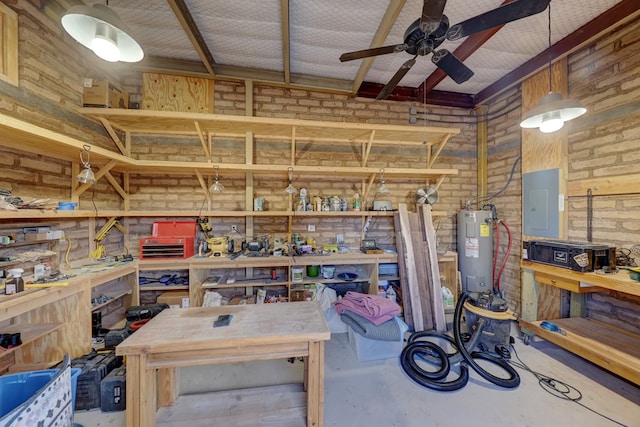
[400,340,470,391]
[453,293,520,389]
[401,340,450,381]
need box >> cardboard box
[24,230,63,241]
[83,78,129,108]
[157,291,190,308]
[25,232,50,241]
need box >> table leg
[306,340,324,427]
[157,367,179,407]
[125,354,156,427]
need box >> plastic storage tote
[0,368,81,419]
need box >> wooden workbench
[116,301,330,427]
[521,261,640,385]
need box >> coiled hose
[400,292,520,391]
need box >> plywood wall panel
[521,60,568,175]
[521,59,569,241]
[143,73,214,113]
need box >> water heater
[457,210,494,293]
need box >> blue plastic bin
[0,368,81,418]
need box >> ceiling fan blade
[447,0,551,41]
[339,44,408,62]
[431,50,474,84]
[376,57,417,100]
[420,0,447,34]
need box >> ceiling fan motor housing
[404,16,449,56]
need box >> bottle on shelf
[353,192,361,211]
[5,268,24,295]
[297,187,308,211]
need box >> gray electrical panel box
[523,168,559,238]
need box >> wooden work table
[116,301,331,427]
[520,260,640,385]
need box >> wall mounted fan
[340,0,551,100]
[416,185,439,205]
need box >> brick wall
[484,86,524,310]
[566,18,640,333]
[123,83,477,252]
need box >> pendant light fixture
[284,167,297,194]
[61,2,144,63]
[520,4,586,133]
[377,168,390,194]
[77,144,96,184]
[209,166,225,192]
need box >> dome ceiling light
[520,4,586,133]
[61,2,144,63]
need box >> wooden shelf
[0,253,56,268]
[522,260,639,296]
[79,108,459,146]
[203,280,289,289]
[139,259,190,271]
[139,285,189,291]
[91,290,132,311]
[0,323,65,358]
[520,317,640,385]
[0,110,459,180]
[0,239,58,248]
[0,209,449,220]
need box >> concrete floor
[74,328,640,427]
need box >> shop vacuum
[400,203,520,391]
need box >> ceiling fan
[340,0,552,100]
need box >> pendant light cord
[547,4,552,91]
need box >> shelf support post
[245,80,255,281]
[99,118,129,156]
[194,169,212,208]
[362,130,375,167]
[427,134,453,169]
[194,120,211,159]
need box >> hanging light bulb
[377,168,389,194]
[91,22,120,62]
[539,110,564,133]
[520,4,586,133]
[284,167,297,194]
[76,144,96,184]
[209,166,224,192]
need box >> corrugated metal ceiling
[75,0,636,106]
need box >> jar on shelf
[330,196,341,212]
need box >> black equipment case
[523,240,615,272]
[65,349,122,410]
[100,366,126,412]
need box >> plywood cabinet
[0,263,137,373]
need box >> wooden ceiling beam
[351,0,407,94]
[166,0,216,75]
[280,0,291,84]
[357,82,474,108]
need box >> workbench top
[116,301,330,356]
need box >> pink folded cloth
[333,291,401,325]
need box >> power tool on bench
[207,236,232,257]
[197,218,234,257]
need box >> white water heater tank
[457,210,494,293]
